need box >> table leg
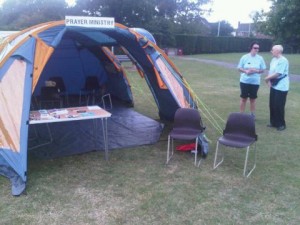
[93,118,98,149]
[29,123,53,149]
[101,118,109,160]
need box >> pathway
[176,56,300,82]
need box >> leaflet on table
[54,109,68,115]
[47,109,68,115]
[40,113,54,119]
[38,109,48,114]
[87,105,101,110]
[80,112,95,117]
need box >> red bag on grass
[176,143,196,151]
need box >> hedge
[153,34,273,54]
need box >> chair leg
[196,137,203,167]
[102,93,112,110]
[29,123,53,150]
[64,94,69,107]
[194,137,198,166]
[197,158,202,167]
[79,92,83,106]
[79,91,90,106]
[166,135,174,164]
[243,143,257,177]
[213,141,224,169]
[86,95,90,106]
[92,90,96,105]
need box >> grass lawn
[1,54,299,225]
[191,52,300,75]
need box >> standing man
[265,45,289,131]
[237,41,266,119]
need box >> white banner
[65,16,115,28]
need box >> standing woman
[265,45,289,131]
[237,41,266,119]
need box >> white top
[237,53,266,85]
[269,56,289,91]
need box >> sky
[1,0,272,29]
[203,0,272,28]
[66,0,76,7]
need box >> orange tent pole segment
[31,39,54,92]
[146,55,168,89]
[129,28,183,78]
[0,36,31,68]
[100,46,133,90]
[155,57,190,108]
[153,45,183,77]
[27,21,65,92]
[101,46,122,71]
[136,67,145,78]
[0,21,64,68]
[0,59,27,152]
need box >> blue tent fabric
[0,21,198,195]
[12,38,36,63]
[132,28,157,44]
[0,156,26,196]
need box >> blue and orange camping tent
[0,18,198,195]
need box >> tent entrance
[28,104,163,159]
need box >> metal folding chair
[79,76,101,105]
[49,76,68,106]
[213,112,258,177]
[166,108,205,167]
[39,86,63,109]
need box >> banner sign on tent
[65,16,115,28]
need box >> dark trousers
[269,88,288,127]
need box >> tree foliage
[254,0,300,53]
[0,0,67,30]
[0,0,213,47]
[71,0,212,35]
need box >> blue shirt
[237,53,266,85]
[269,56,289,91]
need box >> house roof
[236,22,254,32]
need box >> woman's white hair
[272,45,284,53]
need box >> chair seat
[219,135,256,148]
[170,129,202,140]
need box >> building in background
[236,22,272,39]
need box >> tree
[254,0,300,53]
[70,0,212,46]
[72,0,211,31]
[0,0,67,30]
[0,0,213,48]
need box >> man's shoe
[277,126,286,131]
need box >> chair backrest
[49,76,66,92]
[84,76,100,90]
[173,108,204,131]
[40,86,60,100]
[224,112,257,140]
